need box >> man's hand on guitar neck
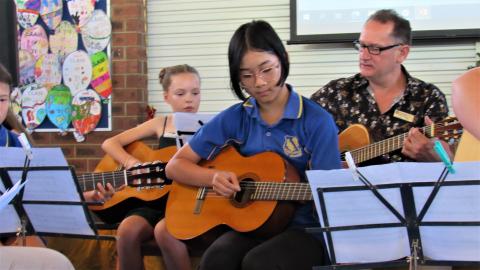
[402,116,453,162]
[83,182,115,202]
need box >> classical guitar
[339,117,463,164]
[454,130,480,162]
[163,146,312,240]
[82,141,174,223]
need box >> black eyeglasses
[353,40,402,55]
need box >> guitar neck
[240,182,312,201]
[350,124,434,164]
[77,170,128,192]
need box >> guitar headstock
[435,116,463,142]
[127,161,172,187]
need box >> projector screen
[289,0,480,44]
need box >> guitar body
[90,141,176,223]
[166,146,298,240]
[338,124,370,152]
[454,131,480,162]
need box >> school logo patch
[283,135,302,158]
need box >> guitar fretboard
[348,123,437,164]
[76,170,130,192]
[207,182,312,201]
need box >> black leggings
[198,228,327,270]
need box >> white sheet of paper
[0,147,68,167]
[174,112,215,147]
[0,179,28,211]
[8,170,81,202]
[0,205,21,234]
[24,204,95,235]
[306,161,480,264]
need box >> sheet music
[24,204,95,235]
[0,179,28,211]
[0,147,68,167]
[0,205,21,234]
[8,170,81,202]
[174,112,215,147]
[306,161,480,264]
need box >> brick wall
[32,0,149,174]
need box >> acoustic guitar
[339,117,462,164]
[454,130,480,162]
[82,141,174,224]
[164,146,311,240]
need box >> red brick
[114,89,143,102]
[126,47,146,60]
[111,0,144,4]
[112,116,142,130]
[113,60,143,74]
[112,33,142,46]
[126,19,145,32]
[68,158,88,174]
[112,47,124,60]
[126,102,144,115]
[77,145,105,158]
[112,102,125,115]
[60,145,75,158]
[31,132,51,144]
[111,20,124,32]
[112,75,126,89]
[126,74,147,89]
[113,5,144,19]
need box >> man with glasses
[311,9,451,164]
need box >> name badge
[393,110,415,122]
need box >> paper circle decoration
[20,24,49,60]
[21,83,48,131]
[39,0,63,30]
[49,21,78,62]
[46,84,73,132]
[35,53,62,90]
[15,0,40,29]
[18,50,36,85]
[10,86,23,122]
[81,9,112,54]
[90,51,112,98]
[62,50,92,96]
[67,0,95,28]
[71,89,102,141]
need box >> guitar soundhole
[231,178,254,208]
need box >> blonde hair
[158,64,200,92]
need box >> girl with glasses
[164,20,341,270]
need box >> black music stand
[0,147,108,242]
[306,161,480,270]
[174,112,215,147]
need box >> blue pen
[433,140,455,174]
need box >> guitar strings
[342,120,461,162]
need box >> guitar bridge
[193,187,207,215]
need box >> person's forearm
[166,158,216,187]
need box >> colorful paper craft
[62,50,92,96]
[46,84,73,132]
[71,89,101,141]
[15,0,40,29]
[21,83,48,132]
[40,0,63,30]
[81,9,111,54]
[90,51,112,98]
[35,53,62,90]
[66,0,95,28]
[49,21,78,62]
[20,24,49,60]
[18,50,36,85]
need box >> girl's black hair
[228,20,289,101]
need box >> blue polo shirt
[189,85,341,227]
[0,124,21,147]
